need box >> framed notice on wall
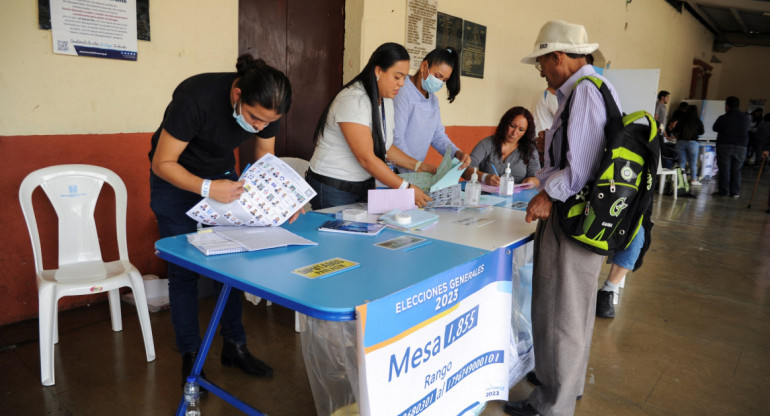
[436,13,486,79]
[50,0,138,61]
[405,0,438,71]
[436,12,462,52]
[39,0,150,42]
[461,20,486,79]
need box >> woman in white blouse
[307,43,433,210]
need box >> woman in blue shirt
[392,47,471,173]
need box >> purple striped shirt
[536,65,622,202]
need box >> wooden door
[238,0,345,164]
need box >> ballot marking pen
[239,164,251,180]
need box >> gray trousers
[529,210,604,416]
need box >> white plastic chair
[657,150,678,200]
[19,165,156,386]
[245,157,311,332]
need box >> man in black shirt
[713,96,750,197]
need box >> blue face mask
[421,73,445,94]
[233,101,259,133]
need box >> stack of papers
[187,226,317,256]
[425,184,463,208]
[398,148,467,193]
[480,182,535,194]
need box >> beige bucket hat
[521,20,599,65]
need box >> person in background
[505,20,621,416]
[534,87,559,135]
[463,106,541,186]
[747,108,764,166]
[392,47,471,173]
[306,42,432,210]
[149,54,293,390]
[713,96,750,198]
[672,105,705,186]
[756,113,770,212]
[596,232,646,318]
[666,101,688,138]
[533,87,558,168]
[655,90,671,139]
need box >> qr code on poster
[57,40,69,52]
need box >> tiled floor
[2,169,769,415]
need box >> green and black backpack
[551,76,660,255]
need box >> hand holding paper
[398,148,467,193]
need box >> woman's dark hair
[313,42,409,161]
[684,104,699,122]
[422,47,461,103]
[235,54,292,115]
[676,104,702,141]
[492,107,536,165]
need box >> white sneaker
[690,180,702,186]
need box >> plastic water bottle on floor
[184,376,202,416]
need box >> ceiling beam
[687,0,770,13]
[686,1,722,34]
[730,8,749,33]
[722,32,770,46]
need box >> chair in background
[657,150,678,200]
[19,165,156,386]
[244,157,311,332]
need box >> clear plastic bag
[300,315,360,416]
[508,242,535,387]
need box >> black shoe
[181,352,208,398]
[503,400,541,416]
[526,371,541,386]
[524,372,581,400]
[596,290,615,318]
[221,340,273,377]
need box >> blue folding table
[155,212,490,415]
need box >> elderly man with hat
[504,21,621,416]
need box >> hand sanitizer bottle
[499,163,515,196]
[465,168,482,206]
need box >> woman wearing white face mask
[149,54,293,391]
[392,47,471,173]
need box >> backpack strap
[549,76,622,170]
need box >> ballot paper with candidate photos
[186,154,316,227]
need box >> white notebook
[187,226,317,256]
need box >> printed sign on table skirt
[355,248,512,416]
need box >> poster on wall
[50,0,138,61]
[461,20,486,79]
[405,0,438,71]
[356,248,512,416]
[38,0,150,41]
[436,12,463,52]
